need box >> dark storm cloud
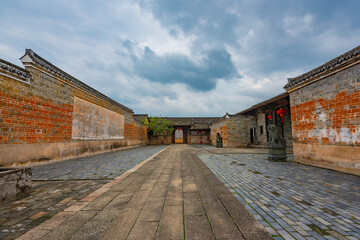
[140,0,360,75]
[1,0,359,116]
[124,44,239,91]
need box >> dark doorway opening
[250,127,256,144]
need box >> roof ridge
[234,92,288,115]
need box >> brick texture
[1,56,146,165]
[290,63,360,146]
[0,72,72,144]
[289,62,359,174]
[211,115,258,147]
[124,122,147,142]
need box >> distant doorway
[175,129,183,143]
[250,127,257,144]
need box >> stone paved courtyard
[1,144,359,240]
[10,144,272,240]
[33,145,167,180]
[0,145,166,239]
[193,145,360,240]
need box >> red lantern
[276,108,287,123]
[267,115,273,121]
[147,127,150,131]
[163,131,165,135]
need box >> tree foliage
[142,116,174,137]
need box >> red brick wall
[1,54,147,166]
[0,74,73,144]
[1,62,141,146]
[288,63,359,175]
[124,121,147,142]
[291,90,360,145]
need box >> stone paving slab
[15,144,272,240]
[194,146,360,240]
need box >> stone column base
[268,146,287,162]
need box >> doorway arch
[175,129,184,143]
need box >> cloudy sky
[1,0,359,116]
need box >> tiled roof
[166,117,221,127]
[20,49,133,113]
[235,92,289,115]
[284,45,360,91]
[0,58,31,80]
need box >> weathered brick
[1,52,147,165]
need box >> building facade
[209,93,292,148]
[284,45,360,175]
[133,115,220,145]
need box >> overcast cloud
[0,0,359,116]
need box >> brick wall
[189,130,210,144]
[1,67,73,145]
[290,63,359,146]
[227,115,257,147]
[1,51,146,166]
[124,121,147,145]
[288,63,359,175]
[148,135,172,145]
[210,115,257,147]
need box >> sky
[0,0,359,117]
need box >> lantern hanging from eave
[267,115,273,121]
[276,108,287,123]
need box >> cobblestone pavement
[33,145,167,180]
[194,147,360,240]
[0,145,166,240]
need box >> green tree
[142,116,174,144]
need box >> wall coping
[19,49,133,113]
[284,45,360,92]
[0,58,31,83]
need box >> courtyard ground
[0,144,359,240]
[0,145,166,239]
[192,145,360,240]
